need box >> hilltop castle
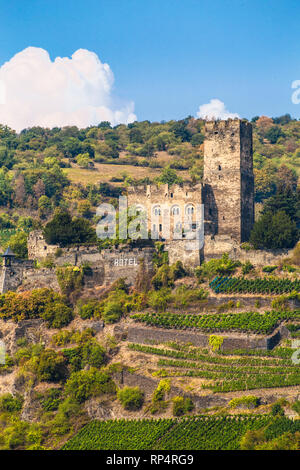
[0,119,265,293]
[128,119,255,265]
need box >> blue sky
[1,0,300,125]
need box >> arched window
[185,204,195,216]
[153,206,161,216]
[171,205,180,216]
[135,205,144,215]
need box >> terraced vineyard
[210,276,300,294]
[128,343,300,392]
[131,310,300,335]
[62,416,300,450]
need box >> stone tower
[203,119,254,243]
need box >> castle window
[153,224,156,232]
[170,193,173,198]
[223,216,225,220]
[135,205,144,215]
[159,224,162,232]
[218,165,221,171]
[44,246,47,250]
[171,205,180,216]
[153,206,161,216]
[185,205,194,216]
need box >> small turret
[2,247,16,267]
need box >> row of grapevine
[128,343,300,392]
[62,416,300,450]
[131,310,300,334]
[62,419,174,450]
[210,276,300,294]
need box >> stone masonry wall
[203,119,254,243]
[127,325,281,350]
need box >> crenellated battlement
[127,182,202,198]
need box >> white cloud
[196,98,239,120]
[0,47,136,132]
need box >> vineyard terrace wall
[126,325,285,351]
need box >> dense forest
[0,113,299,254]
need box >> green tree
[43,209,96,246]
[250,211,298,249]
[265,125,284,144]
[156,166,183,186]
[5,232,28,259]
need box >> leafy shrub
[148,288,172,312]
[290,242,300,266]
[0,288,70,324]
[56,266,84,296]
[262,265,278,273]
[292,401,300,415]
[40,388,62,411]
[196,253,240,280]
[102,301,123,324]
[152,265,173,290]
[240,429,266,450]
[80,341,106,368]
[41,302,73,328]
[150,379,171,414]
[78,300,101,320]
[65,368,116,403]
[240,242,253,251]
[172,285,208,308]
[0,393,23,412]
[172,396,194,416]
[209,335,224,352]
[271,403,284,416]
[242,261,254,275]
[283,264,296,273]
[152,261,187,290]
[117,386,144,411]
[34,349,67,382]
[271,296,288,311]
[229,396,260,409]
[170,261,187,280]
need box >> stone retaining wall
[127,325,282,350]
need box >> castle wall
[6,233,155,294]
[203,234,294,265]
[127,183,202,242]
[164,240,200,268]
[27,232,59,260]
[0,260,35,293]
